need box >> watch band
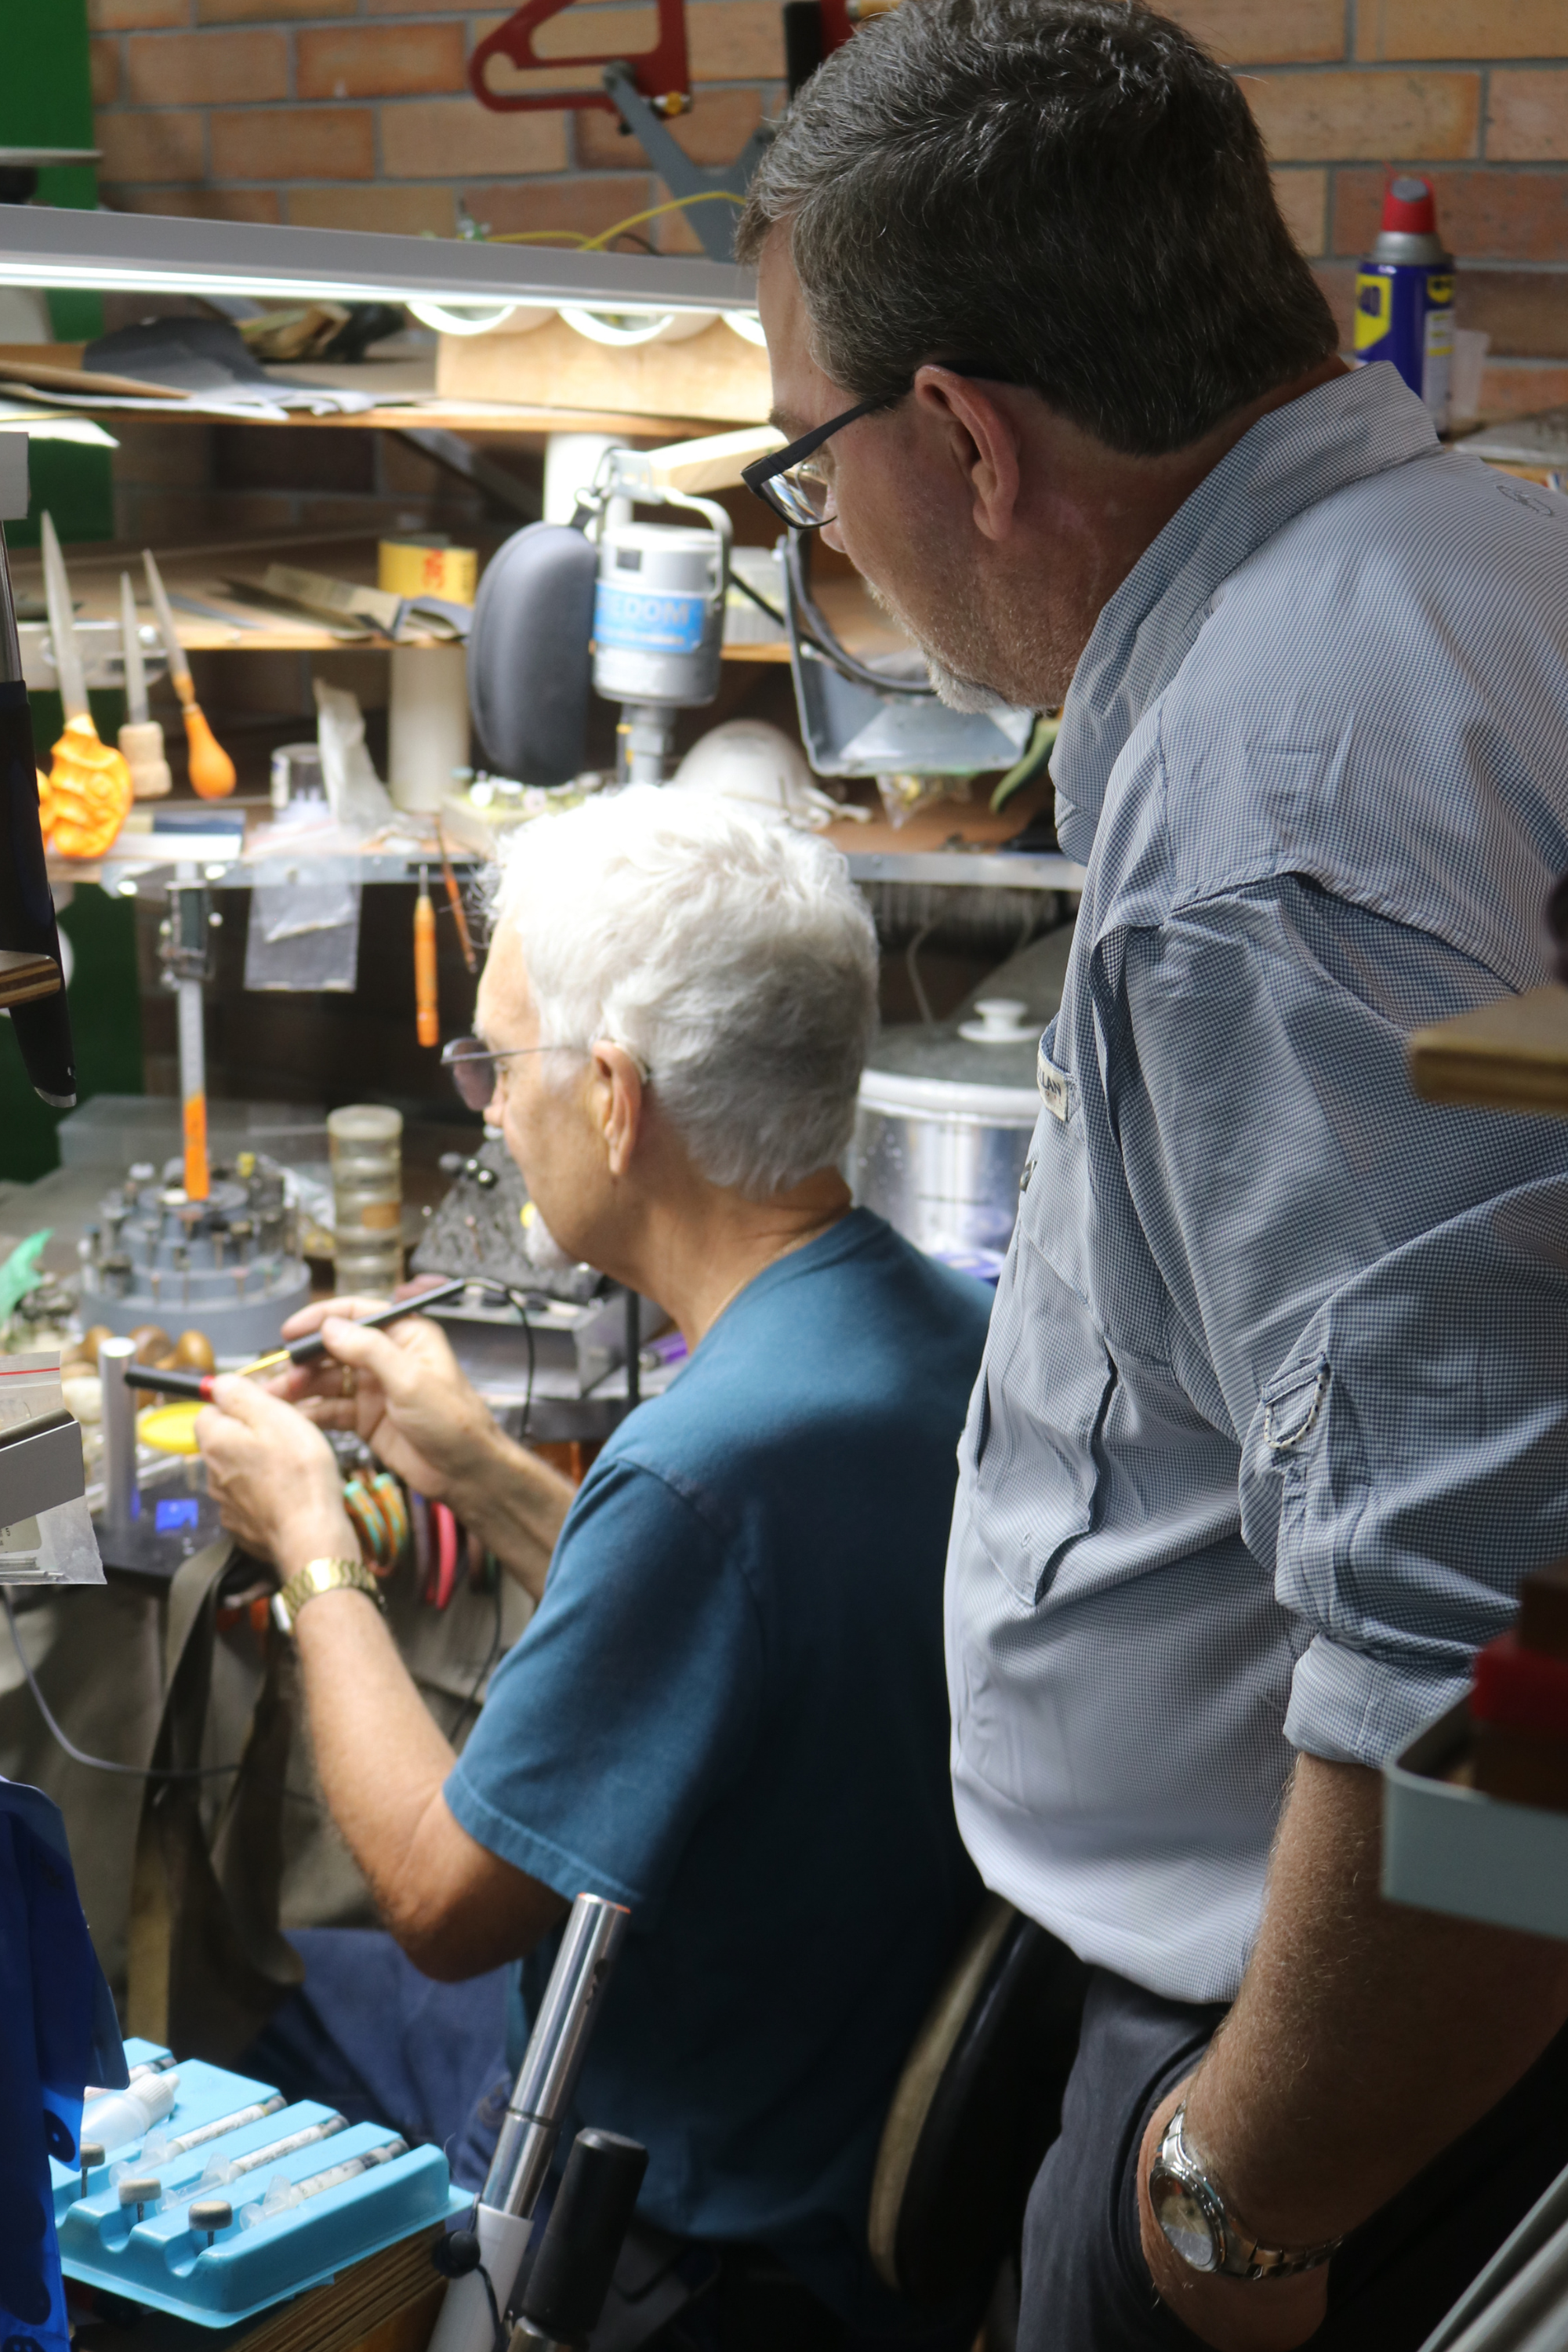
[1149,2103,1341,2282]
[272,1555,384,1635]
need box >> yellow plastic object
[137,1401,203,1455]
[379,539,477,603]
[42,716,133,859]
[180,698,237,800]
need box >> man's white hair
[493,786,879,1199]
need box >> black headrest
[467,522,597,788]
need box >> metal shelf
[845,849,1083,891]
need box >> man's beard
[863,573,1020,713]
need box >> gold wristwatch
[272,1555,384,1635]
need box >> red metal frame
[470,0,691,115]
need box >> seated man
[196,786,989,2346]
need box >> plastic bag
[314,679,394,838]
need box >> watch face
[1152,2169,1221,2274]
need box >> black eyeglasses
[743,365,1012,531]
[742,397,894,529]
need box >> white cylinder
[85,2068,180,2152]
[543,432,625,527]
[388,644,470,813]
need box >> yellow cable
[481,188,746,252]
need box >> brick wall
[87,0,784,256]
[88,0,1568,416]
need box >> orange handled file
[415,872,438,1048]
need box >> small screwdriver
[121,1277,470,1400]
[415,866,439,1049]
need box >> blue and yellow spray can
[1355,176,1454,430]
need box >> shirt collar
[1051,363,1440,866]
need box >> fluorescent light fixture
[0,203,755,316]
[557,305,719,347]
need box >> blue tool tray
[53,2040,467,2326]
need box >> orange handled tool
[143,550,237,799]
[416,866,439,1047]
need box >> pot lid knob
[957,996,1034,1045]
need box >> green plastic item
[0,1231,52,1323]
[989,712,1062,814]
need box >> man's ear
[594,1044,646,1178]
[913,366,1022,543]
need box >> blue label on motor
[594,582,708,655]
[154,1497,199,1532]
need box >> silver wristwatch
[1148,2103,1341,2281]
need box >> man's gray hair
[493,786,879,1200]
[738,0,1338,456]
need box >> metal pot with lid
[851,924,1075,1259]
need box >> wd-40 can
[1356,175,1454,430]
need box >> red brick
[1478,358,1568,416]
[89,0,185,25]
[1489,71,1568,162]
[1247,67,1481,160]
[124,27,286,103]
[381,96,567,176]
[195,0,323,17]
[288,184,458,236]
[688,1,783,81]
[463,173,656,240]
[575,85,764,170]
[297,24,467,101]
[96,107,205,183]
[210,105,376,181]
[1163,0,1345,65]
[1273,165,1328,253]
[1334,165,1568,259]
[1454,268,1568,357]
[114,185,282,223]
[90,36,120,106]
[1357,0,1568,60]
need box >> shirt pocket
[966,1067,1117,1610]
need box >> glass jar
[328,1105,403,1296]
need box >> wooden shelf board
[1407,984,1568,1114]
[10,529,902,665]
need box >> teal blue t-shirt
[445,1210,988,2326]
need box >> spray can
[1355,176,1454,431]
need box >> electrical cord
[729,570,788,631]
[2,1589,245,1782]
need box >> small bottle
[328,1105,404,1297]
[84,2068,180,2152]
[1355,176,1455,431]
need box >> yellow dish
[138,1402,203,1455]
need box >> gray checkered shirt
[946,362,1568,2003]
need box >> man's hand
[275,1294,575,1603]
[1135,2080,1327,2352]
[274,1301,494,1504]
[196,1375,358,1574]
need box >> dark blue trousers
[1019,1967,1568,2351]
[237,1926,513,2193]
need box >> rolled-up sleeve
[1119,881,1568,1768]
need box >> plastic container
[1355,176,1454,430]
[83,2067,180,2152]
[327,1105,403,1295]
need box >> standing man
[741,4,1568,2347]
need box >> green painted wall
[0,887,144,1184]
[0,0,112,543]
